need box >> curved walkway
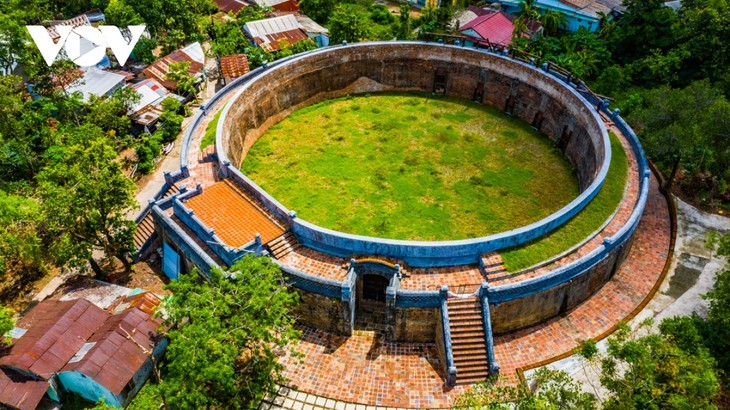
[275,174,670,408]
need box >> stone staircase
[447,296,489,385]
[133,184,180,252]
[266,231,301,259]
[199,145,217,163]
[480,252,509,282]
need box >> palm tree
[540,10,567,36]
[516,0,540,23]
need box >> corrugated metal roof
[0,368,50,410]
[129,79,169,114]
[61,294,164,395]
[142,48,204,91]
[256,28,309,52]
[220,54,250,80]
[65,68,127,102]
[181,42,205,65]
[0,299,109,380]
[244,14,304,40]
[295,15,329,34]
[460,11,518,46]
[214,0,247,13]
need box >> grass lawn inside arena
[241,92,581,241]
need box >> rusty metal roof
[142,49,204,91]
[0,368,49,410]
[61,294,164,395]
[0,299,108,380]
[220,54,250,80]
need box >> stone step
[452,337,485,346]
[449,313,483,322]
[451,347,487,356]
[450,329,485,338]
[454,357,489,367]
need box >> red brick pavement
[279,174,670,408]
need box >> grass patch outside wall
[200,109,223,150]
[500,132,629,273]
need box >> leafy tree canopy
[159,256,300,409]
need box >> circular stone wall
[216,42,611,267]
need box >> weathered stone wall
[294,289,345,333]
[221,43,605,192]
[490,249,621,334]
[394,307,438,342]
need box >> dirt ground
[100,256,171,296]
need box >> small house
[141,42,205,92]
[0,293,166,409]
[243,14,310,52]
[219,54,251,85]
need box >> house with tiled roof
[0,293,166,409]
[250,0,300,13]
[459,9,542,47]
[141,42,205,92]
[243,14,310,52]
[494,0,611,32]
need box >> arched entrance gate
[341,259,402,340]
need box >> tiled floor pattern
[278,174,670,408]
[184,179,285,246]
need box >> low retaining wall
[216,42,611,268]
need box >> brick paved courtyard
[278,174,671,408]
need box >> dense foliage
[159,256,300,409]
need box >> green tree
[0,191,47,302]
[132,36,158,65]
[135,132,163,174]
[158,97,184,143]
[36,125,138,274]
[328,4,371,43]
[209,20,247,57]
[396,4,413,40]
[540,11,567,36]
[579,321,719,410]
[86,86,141,147]
[165,60,198,101]
[104,0,144,26]
[298,0,336,23]
[0,305,14,345]
[159,256,300,409]
[629,80,728,190]
[455,368,596,409]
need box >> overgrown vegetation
[200,108,223,150]
[127,256,300,409]
[242,92,579,240]
[501,132,629,272]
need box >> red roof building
[459,10,542,46]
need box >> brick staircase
[266,231,301,259]
[133,184,180,252]
[199,145,217,163]
[447,296,489,385]
[480,252,508,282]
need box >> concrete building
[494,0,611,32]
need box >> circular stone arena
[150,42,670,408]
[241,92,580,241]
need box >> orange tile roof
[184,179,285,247]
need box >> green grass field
[500,132,629,272]
[200,109,222,150]
[241,93,580,241]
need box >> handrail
[440,286,458,386]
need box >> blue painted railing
[440,286,458,386]
[479,283,499,375]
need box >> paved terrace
[185,179,286,247]
[277,173,670,407]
